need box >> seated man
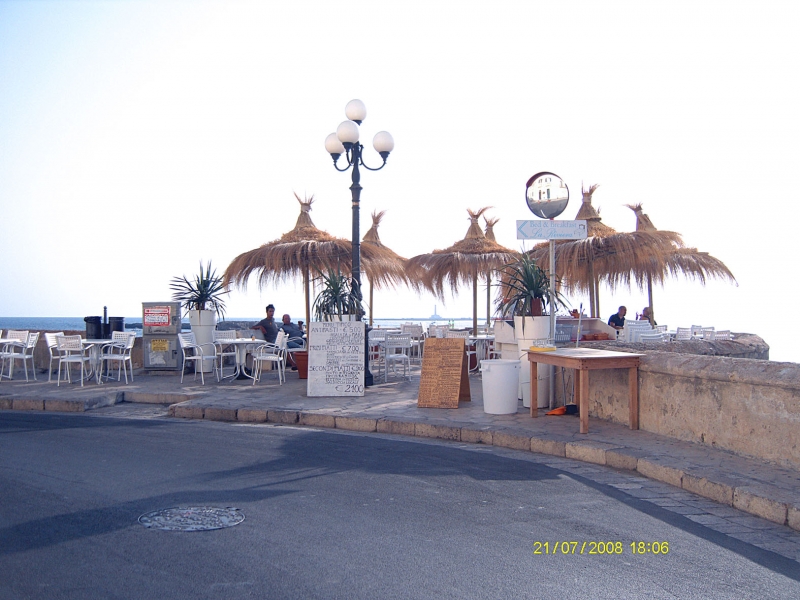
[253,304,278,343]
[638,306,657,326]
[608,305,627,330]
[280,314,305,369]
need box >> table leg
[530,360,538,417]
[628,366,639,430]
[579,369,589,434]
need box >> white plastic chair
[213,330,238,378]
[56,334,92,387]
[401,324,424,363]
[44,332,65,382]
[178,332,219,385]
[101,332,136,383]
[0,331,30,381]
[623,321,652,343]
[252,331,287,385]
[639,331,666,343]
[384,334,412,381]
[1,332,40,381]
[368,329,387,362]
[446,329,478,370]
[285,335,306,369]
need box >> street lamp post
[325,99,394,387]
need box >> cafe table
[222,339,262,381]
[526,347,644,434]
[81,339,113,384]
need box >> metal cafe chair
[178,332,219,385]
[101,332,136,383]
[44,332,65,382]
[1,332,40,382]
[56,334,92,387]
[213,330,238,379]
[384,333,412,382]
[252,331,287,385]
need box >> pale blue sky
[2,0,798,360]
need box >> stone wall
[552,349,800,470]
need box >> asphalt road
[1,410,799,599]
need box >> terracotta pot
[294,351,309,379]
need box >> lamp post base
[364,323,374,387]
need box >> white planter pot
[189,310,216,372]
[513,317,551,409]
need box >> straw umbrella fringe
[223,194,398,330]
[409,207,517,335]
[619,203,737,315]
[360,210,417,325]
[484,216,501,326]
[528,185,683,318]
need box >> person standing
[253,304,278,343]
[608,306,627,330]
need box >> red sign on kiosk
[143,306,171,327]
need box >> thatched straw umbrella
[408,207,517,335]
[360,210,415,326]
[483,215,502,326]
[620,203,736,320]
[529,185,683,318]
[224,194,395,330]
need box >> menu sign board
[307,321,365,397]
[417,337,471,408]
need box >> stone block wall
[553,350,800,470]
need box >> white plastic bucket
[480,359,521,414]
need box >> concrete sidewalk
[1,367,799,533]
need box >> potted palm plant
[495,253,563,408]
[312,268,364,322]
[171,261,228,372]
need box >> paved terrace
[2,366,800,542]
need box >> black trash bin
[84,316,102,339]
[108,317,125,335]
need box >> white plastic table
[222,339,261,381]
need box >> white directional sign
[516,220,588,240]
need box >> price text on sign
[516,220,588,240]
[417,337,471,408]
[307,321,365,397]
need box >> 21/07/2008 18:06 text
[533,541,670,555]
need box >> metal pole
[348,143,372,387]
[350,145,362,295]
[549,239,555,409]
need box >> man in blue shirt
[608,306,627,330]
[281,314,305,370]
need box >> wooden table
[526,348,643,434]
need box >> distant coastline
[0,316,474,332]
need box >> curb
[168,399,800,531]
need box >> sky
[1,1,799,361]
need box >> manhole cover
[138,506,245,531]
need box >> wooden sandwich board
[417,337,471,408]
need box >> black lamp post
[325,99,394,387]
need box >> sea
[0,316,476,337]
